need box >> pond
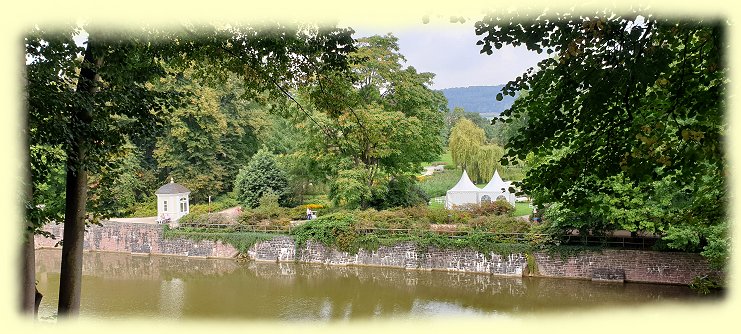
[34,249,716,321]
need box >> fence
[175,223,662,250]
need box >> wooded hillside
[439,85,517,114]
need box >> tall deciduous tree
[476,11,727,267]
[298,34,446,208]
[25,23,355,316]
[153,69,263,203]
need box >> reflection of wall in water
[34,248,702,319]
[35,249,240,281]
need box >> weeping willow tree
[448,118,484,170]
[449,118,508,183]
[470,144,505,183]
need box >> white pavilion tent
[445,169,516,209]
[445,170,481,209]
[480,169,516,206]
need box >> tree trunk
[20,230,38,316]
[20,40,39,318]
[57,38,100,317]
[56,154,88,316]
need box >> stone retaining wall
[531,249,722,285]
[35,222,722,285]
[35,222,238,258]
[248,236,525,276]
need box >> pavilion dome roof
[481,169,511,192]
[448,169,481,192]
[155,178,190,195]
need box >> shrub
[424,207,451,225]
[456,199,515,216]
[290,212,358,252]
[689,275,722,294]
[189,194,240,214]
[234,149,290,209]
[128,198,158,218]
[178,212,231,226]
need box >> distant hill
[439,85,518,115]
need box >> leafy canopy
[475,10,727,267]
[294,34,446,209]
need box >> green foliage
[234,149,290,209]
[476,12,728,267]
[413,231,530,258]
[328,167,371,209]
[153,70,263,203]
[237,202,305,227]
[689,275,722,295]
[128,196,158,218]
[441,107,501,146]
[27,145,67,229]
[290,212,358,252]
[89,140,158,217]
[188,193,239,215]
[489,94,530,148]
[449,118,484,171]
[525,252,538,275]
[25,22,356,222]
[456,199,515,217]
[296,34,446,210]
[466,214,530,233]
[469,144,505,184]
[163,226,275,254]
[448,118,513,183]
[178,212,231,226]
[699,221,730,270]
[541,244,605,260]
[368,175,430,210]
[418,168,463,198]
[289,209,530,257]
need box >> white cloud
[349,22,546,90]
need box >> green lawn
[438,151,454,165]
[421,150,454,167]
[513,202,533,217]
[428,197,446,208]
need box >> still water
[35,249,713,321]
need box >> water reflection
[35,249,713,320]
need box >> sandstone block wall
[36,222,722,285]
[531,249,722,285]
[35,222,238,258]
[247,237,525,276]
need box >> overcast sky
[71,22,546,91]
[350,22,547,90]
